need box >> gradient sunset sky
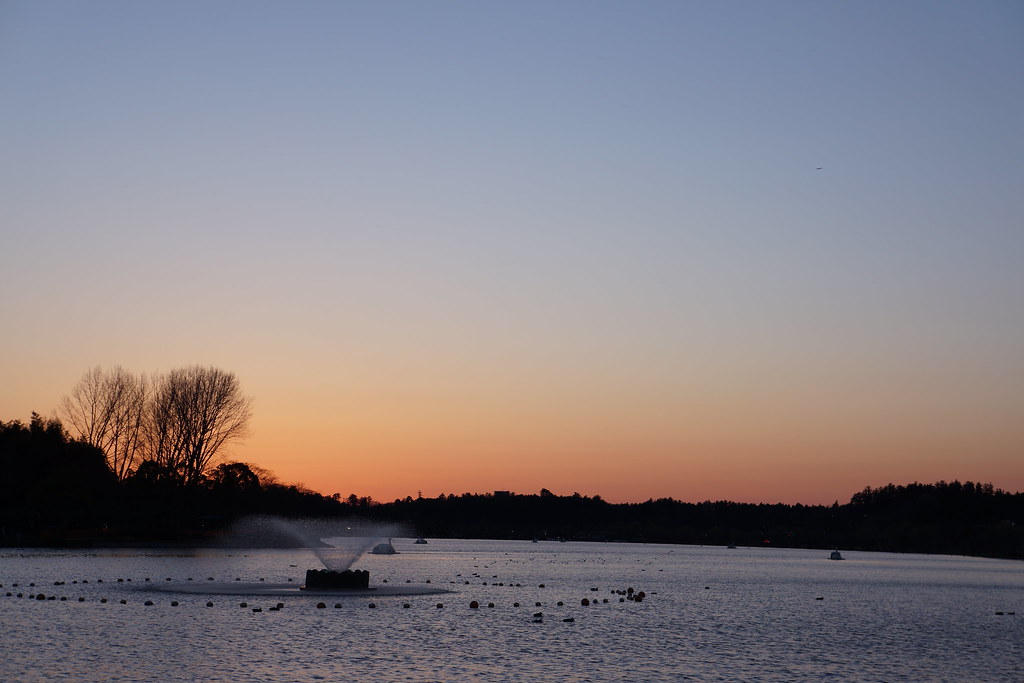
[2,1,1022,504]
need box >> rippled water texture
[2,541,1022,681]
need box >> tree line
[1,411,1021,558]
[0,412,343,544]
[1,364,1021,558]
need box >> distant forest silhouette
[2,413,1022,560]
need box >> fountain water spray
[224,515,406,571]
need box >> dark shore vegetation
[2,413,1022,560]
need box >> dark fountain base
[303,569,370,590]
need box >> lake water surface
[1,540,1021,681]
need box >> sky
[2,1,1022,504]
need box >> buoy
[100,598,107,603]
[533,612,543,617]
[206,601,214,607]
[316,602,326,609]
[119,599,126,604]
[488,603,494,608]
[557,601,564,606]
[334,603,342,609]
[538,584,545,588]
[240,602,248,608]
[581,598,590,606]
[403,603,411,608]
[470,601,479,608]
[513,602,520,607]
[171,601,179,607]
[277,603,284,609]
[368,603,376,608]
[535,602,542,607]
[144,600,154,606]
[436,603,444,609]
[253,608,262,612]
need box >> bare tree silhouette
[61,366,149,480]
[144,366,253,486]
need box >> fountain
[141,516,446,598]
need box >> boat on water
[370,539,397,555]
[829,550,844,560]
[414,537,428,545]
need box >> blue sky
[2,1,1022,502]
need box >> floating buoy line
[1,574,660,620]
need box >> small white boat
[829,550,844,561]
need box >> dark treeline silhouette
[1,414,340,545]
[1,414,1021,559]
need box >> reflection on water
[1,541,1021,682]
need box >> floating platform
[303,569,369,589]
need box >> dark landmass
[2,414,1022,559]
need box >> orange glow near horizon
[222,367,1024,505]
[2,2,1022,509]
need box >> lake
[1,539,1021,681]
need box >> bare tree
[61,366,149,480]
[145,366,253,485]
